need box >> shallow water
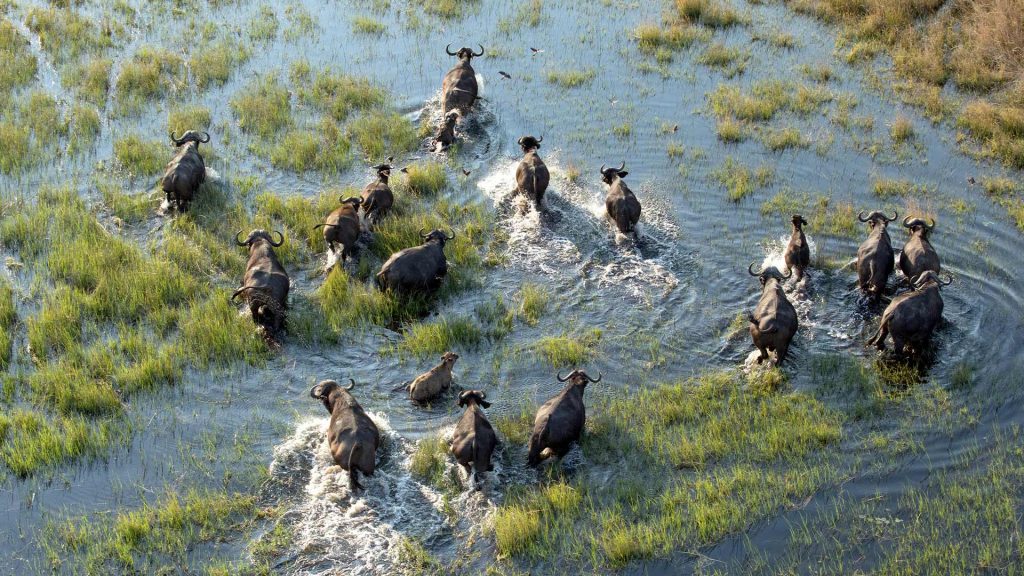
[2,0,1024,573]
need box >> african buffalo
[601,162,641,238]
[408,351,459,403]
[161,130,209,212]
[361,163,395,226]
[516,136,549,211]
[442,44,484,115]
[232,229,289,334]
[450,389,498,487]
[856,210,898,302]
[432,111,459,151]
[309,379,380,491]
[376,229,453,294]
[899,216,940,281]
[748,264,798,365]
[314,196,363,261]
[784,214,810,280]
[527,369,601,467]
[868,270,950,355]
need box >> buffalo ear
[479,399,492,409]
[617,170,628,178]
[457,391,470,407]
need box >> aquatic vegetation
[303,70,386,121]
[167,105,212,134]
[248,4,279,41]
[532,329,602,366]
[801,62,834,82]
[68,104,101,154]
[634,22,711,55]
[396,161,448,196]
[498,0,543,32]
[415,0,480,18]
[390,315,484,358]
[676,0,748,28]
[25,7,111,66]
[697,43,750,77]
[761,126,809,151]
[347,110,419,159]
[889,115,914,144]
[113,133,167,176]
[711,156,774,202]
[517,283,548,326]
[0,19,38,95]
[352,15,386,34]
[492,371,842,567]
[114,47,185,114]
[190,38,252,89]
[545,69,596,88]
[63,57,111,107]
[231,75,293,137]
[871,177,932,199]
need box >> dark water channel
[2,0,1024,573]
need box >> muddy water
[2,0,1024,573]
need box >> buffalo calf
[376,229,453,294]
[408,351,459,403]
[784,214,810,280]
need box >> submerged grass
[532,329,602,367]
[711,156,774,201]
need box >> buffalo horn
[586,372,602,383]
[473,44,484,57]
[556,371,569,382]
[902,216,913,228]
[235,230,248,246]
[599,163,606,175]
[419,228,430,239]
[344,378,356,390]
[857,211,869,222]
[748,263,762,276]
[445,229,455,240]
[309,384,321,399]
[479,390,486,399]
[926,217,936,229]
[536,135,543,143]
[270,230,284,247]
[939,274,953,286]
[618,161,626,172]
[887,210,899,222]
[200,132,210,143]
[446,43,457,56]
[170,131,180,144]
[782,267,792,279]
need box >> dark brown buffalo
[527,370,601,467]
[899,216,940,281]
[432,111,459,151]
[868,270,950,355]
[784,214,810,280]
[516,136,549,211]
[161,130,209,212]
[450,390,498,487]
[376,229,452,294]
[748,264,798,365]
[314,197,363,261]
[232,229,289,334]
[362,163,395,226]
[310,379,380,491]
[856,210,898,302]
[601,162,641,238]
[442,44,484,115]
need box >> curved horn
[419,228,429,239]
[556,371,570,382]
[927,217,936,229]
[479,390,486,399]
[339,195,347,205]
[748,263,762,276]
[445,43,457,56]
[902,216,913,227]
[309,384,320,398]
[235,230,247,246]
[270,230,284,247]
[586,372,602,383]
[473,44,484,57]
[887,210,899,222]
[344,378,355,390]
[200,132,210,143]
[618,161,626,172]
[939,274,953,286]
[600,163,606,174]
[170,131,180,144]
[858,211,869,222]
[445,229,455,240]
[536,135,543,143]
[782,267,793,279]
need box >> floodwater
[2,0,1024,574]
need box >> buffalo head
[309,378,356,411]
[446,44,484,61]
[556,369,601,388]
[903,216,935,239]
[420,228,455,246]
[749,263,792,286]
[518,135,543,153]
[600,162,628,185]
[858,209,898,229]
[338,195,364,208]
[791,214,808,229]
[458,389,491,408]
[441,351,459,366]
[912,270,952,289]
[235,229,284,247]
[171,130,211,148]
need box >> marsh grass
[25,7,111,66]
[889,115,914,144]
[396,161,448,196]
[348,110,419,159]
[697,43,750,77]
[191,38,251,89]
[532,328,602,366]
[304,71,385,122]
[762,126,809,151]
[493,370,842,566]
[115,47,184,114]
[352,15,386,34]
[871,177,932,199]
[63,57,111,107]
[248,4,279,41]
[634,23,711,56]
[167,105,212,134]
[0,409,116,477]
[0,19,38,94]
[517,284,548,326]
[498,0,543,32]
[113,134,167,176]
[711,157,774,201]
[416,0,480,18]
[231,75,292,137]
[545,69,596,88]
[676,0,748,28]
[69,105,101,154]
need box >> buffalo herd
[159,44,955,492]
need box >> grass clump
[231,75,292,137]
[416,0,481,18]
[889,115,914,143]
[347,110,419,159]
[25,7,111,66]
[697,43,750,77]
[167,105,212,134]
[532,328,602,366]
[711,157,774,201]
[871,177,931,198]
[762,127,809,151]
[69,105,101,154]
[518,283,548,326]
[546,69,596,88]
[63,57,110,107]
[498,0,544,32]
[0,410,115,477]
[676,0,748,28]
[0,19,38,94]
[352,16,386,34]
[248,4,279,41]
[304,70,385,121]
[113,134,167,176]
[114,47,184,114]
[634,23,711,55]
[398,161,448,196]
[390,315,484,358]
[190,38,251,89]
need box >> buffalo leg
[775,342,790,365]
[869,323,888,351]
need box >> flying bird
[400,167,409,174]
[609,98,618,105]
[499,71,512,79]
[462,168,471,176]
[530,47,544,54]
[672,124,679,132]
